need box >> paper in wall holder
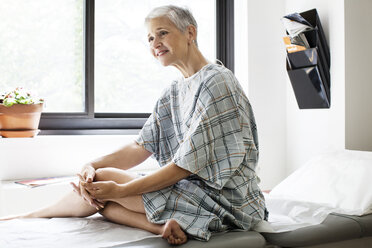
[287,47,330,101]
[302,29,330,69]
[287,61,330,109]
[287,48,318,68]
[285,9,331,109]
[299,9,330,66]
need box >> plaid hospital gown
[135,63,266,241]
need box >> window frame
[39,0,234,135]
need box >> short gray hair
[145,5,198,46]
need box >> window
[0,0,234,134]
[95,0,216,113]
[234,0,248,95]
[0,0,84,112]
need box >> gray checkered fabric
[136,64,266,241]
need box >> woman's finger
[82,190,99,209]
[81,181,102,190]
[79,164,96,183]
[86,171,94,183]
[79,181,98,207]
[70,182,81,196]
[80,185,93,201]
[82,184,101,199]
[77,174,85,182]
[95,200,105,209]
[81,184,103,198]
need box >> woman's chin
[156,55,173,67]
[159,60,171,67]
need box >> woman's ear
[186,25,197,45]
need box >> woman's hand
[81,163,96,183]
[81,180,123,200]
[78,164,96,205]
[70,176,104,209]
[70,164,104,209]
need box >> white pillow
[270,149,372,215]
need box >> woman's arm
[75,141,152,209]
[82,162,191,199]
[89,141,152,171]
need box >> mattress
[116,231,266,248]
[0,215,266,248]
[2,213,372,248]
[261,213,372,247]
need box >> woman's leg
[0,168,136,220]
[101,201,187,245]
[0,191,98,220]
[0,168,188,245]
[95,168,188,245]
[25,191,98,218]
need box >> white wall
[345,0,372,152]
[0,135,159,181]
[245,0,348,185]
[246,0,288,189]
[285,0,346,173]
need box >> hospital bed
[262,213,372,247]
[1,212,371,248]
[1,149,372,247]
[108,212,372,248]
[126,213,372,248]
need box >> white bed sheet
[0,194,363,246]
[0,215,159,248]
[253,193,338,233]
[254,149,372,233]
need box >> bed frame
[2,213,371,248]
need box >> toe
[175,238,182,245]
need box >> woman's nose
[151,37,161,49]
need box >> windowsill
[39,129,142,135]
[0,134,159,181]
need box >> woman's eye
[148,37,154,43]
[160,31,168,36]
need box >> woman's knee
[95,167,136,184]
[94,168,116,181]
[99,201,117,220]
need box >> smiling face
[147,17,190,67]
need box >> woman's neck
[173,47,209,78]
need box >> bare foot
[161,219,188,245]
[0,214,25,221]
[0,212,36,221]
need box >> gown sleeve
[135,104,161,161]
[172,74,247,190]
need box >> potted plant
[0,87,44,138]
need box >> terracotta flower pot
[0,103,43,137]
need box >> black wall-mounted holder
[286,9,331,109]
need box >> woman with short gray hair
[1,5,267,246]
[145,5,199,46]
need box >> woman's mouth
[157,50,169,56]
